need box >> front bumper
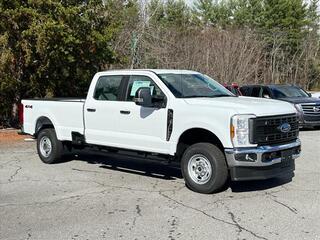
[297,112,320,127]
[300,120,320,128]
[225,139,301,181]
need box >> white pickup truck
[21,70,301,193]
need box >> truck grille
[250,114,299,146]
[301,103,320,116]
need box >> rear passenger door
[84,75,127,146]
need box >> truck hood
[184,96,296,116]
[277,97,320,104]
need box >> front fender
[169,121,233,155]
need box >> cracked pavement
[0,130,319,240]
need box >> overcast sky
[186,0,195,6]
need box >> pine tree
[165,0,191,27]
[232,0,264,27]
[261,0,308,52]
[193,0,233,28]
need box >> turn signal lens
[230,124,235,139]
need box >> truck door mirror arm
[152,95,167,108]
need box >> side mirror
[134,87,153,107]
[307,92,312,97]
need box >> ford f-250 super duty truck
[21,70,301,193]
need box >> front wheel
[37,128,63,164]
[181,143,228,194]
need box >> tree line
[0,0,319,127]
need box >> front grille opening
[250,114,299,146]
[301,103,320,115]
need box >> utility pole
[130,32,138,69]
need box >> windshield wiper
[183,95,211,98]
[212,94,233,97]
[183,94,233,98]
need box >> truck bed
[22,98,85,141]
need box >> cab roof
[98,69,200,75]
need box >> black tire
[37,128,63,164]
[181,143,228,194]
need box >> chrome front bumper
[225,139,301,167]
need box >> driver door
[115,75,171,154]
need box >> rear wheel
[37,128,63,164]
[181,143,228,194]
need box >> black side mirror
[134,87,153,107]
[307,92,312,97]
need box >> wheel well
[176,128,224,160]
[35,116,54,137]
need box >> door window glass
[240,86,250,96]
[261,87,271,98]
[251,86,261,97]
[126,75,164,101]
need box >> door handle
[87,108,96,112]
[120,110,130,115]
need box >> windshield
[270,85,309,98]
[158,73,234,98]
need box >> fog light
[294,146,301,155]
[235,153,257,162]
[262,152,278,162]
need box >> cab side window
[260,87,271,98]
[125,75,165,101]
[94,75,124,101]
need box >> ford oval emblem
[278,123,291,133]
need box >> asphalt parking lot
[0,130,319,240]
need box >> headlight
[294,104,303,113]
[230,114,256,147]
